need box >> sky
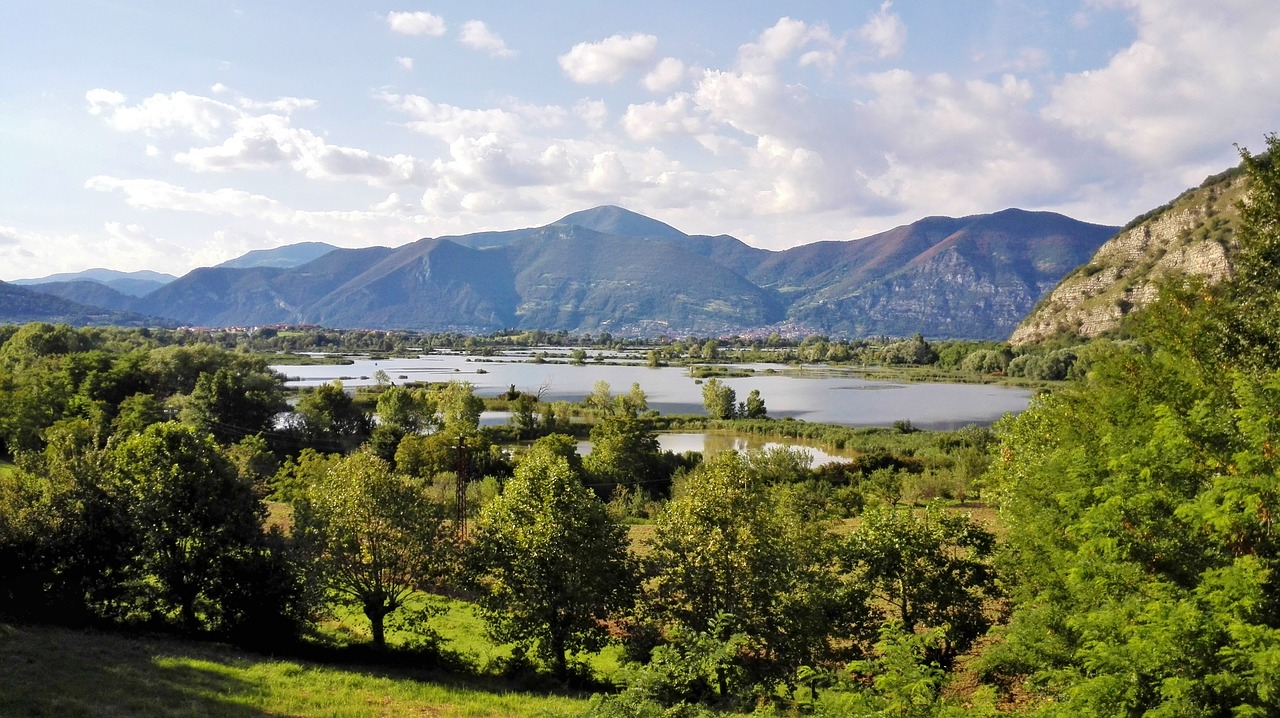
[3,0,1280,280]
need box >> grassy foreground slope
[0,623,585,717]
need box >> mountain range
[10,206,1119,339]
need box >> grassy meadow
[0,622,590,717]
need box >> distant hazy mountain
[14,268,176,297]
[5,205,1119,338]
[214,242,340,269]
[0,281,170,327]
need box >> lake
[272,352,1031,429]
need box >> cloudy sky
[3,1,1279,280]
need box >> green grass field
[0,622,589,717]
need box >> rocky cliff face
[1010,168,1246,344]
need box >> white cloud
[86,176,285,218]
[386,11,445,36]
[383,92,527,141]
[397,56,414,70]
[459,20,514,58]
[574,99,608,131]
[859,2,906,59]
[84,176,423,237]
[1044,0,1280,166]
[558,33,659,84]
[87,90,241,138]
[622,94,706,141]
[737,18,841,74]
[643,57,687,93]
[85,88,125,114]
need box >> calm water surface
[272,353,1031,429]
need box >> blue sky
[3,1,1279,279]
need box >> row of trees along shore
[1,135,1279,716]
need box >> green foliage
[466,443,635,678]
[584,412,663,497]
[179,365,286,444]
[817,623,1000,718]
[293,452,455,649]
[700,378,735,420]
[741,389,767,419]
[435,380,484,436]
[641,452,858,702]
[587,616,744,715]
[880,334,938,366]
[842,504,998,667]
[107,422,270,631]
[289,380,371,452]
[984,136,1280,716]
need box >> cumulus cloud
[386,11,445,36]
[382,92,527,141]
[859,1,906,58]
[643,57,687,92]
[574,99,609,131]
[397,56,414,70]
[173,112,430,186]
[1044,0,1280,167]
[622,94,705,141]
[459,20,514,57]
[86,89,241,138]
[737,18,840,73]
[559,33,659,84]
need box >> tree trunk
[366,604,389,649]
[550,630,568,681]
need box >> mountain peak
[554,205,687,239]
[215,242,340,270]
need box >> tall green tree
[107,422,267,631]
[701,378,736,419]
[983,137,1280,716]
[842,504,997,667]
[291,380,371,452]
[641,452,855,701]
[180,365,286,444]
[294,452,454,649]
[466,439,634,678]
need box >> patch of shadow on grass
[0,624,271,717]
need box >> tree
[466,441,634,678]
[583,411,662,498]
[180,365,286,444]
[291,380,371,452]
[435,380,483,436]
[642,452,855,701]
[107,422,267,631]
[842,504,997,667]
[979,138,1280,715]
[294,452,454,649]
[742,389,767,419]
[510,392,538,438]
[369,385,436,463]
[701,378,736,419]
[701,340,719,361]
